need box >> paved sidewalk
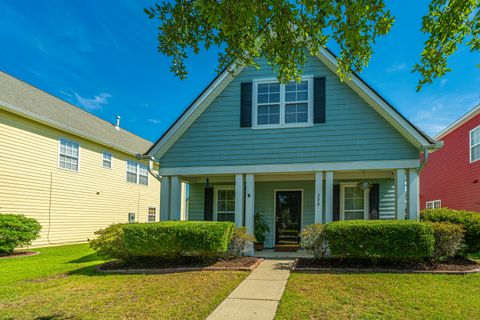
[206,259,294,320]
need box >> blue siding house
[147,48,439,249]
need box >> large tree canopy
[145,0,479,90]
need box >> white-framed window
[340,183,369,220]
[214,187,235,222]
[126,161,149,185]
[58,138,80,171]
[147,207,157,222]
[470,126,480,163]
[102,152,112,168]
[426,200,441,209]
[252,76,313,129]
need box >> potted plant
[254,212,270,251]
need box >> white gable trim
[148,50,435,159]
[148,65,244,158]
[316,48,432,149]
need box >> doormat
[274,245,300,252]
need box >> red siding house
[420,104,480,211]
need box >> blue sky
[0,0,478,142]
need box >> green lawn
[0,244,247,320]
[276,272,480,320]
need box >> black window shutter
[240,82,252,127]
[313,77,326,123]
[369,184,380,220]
[204,187,214,221]
[333,184,340,221]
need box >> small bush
[89,224,131,261]
[229,227,255,256]
[301,224,328,260]
[421,208,480,253]
[325,220,434,262]
[427,222,464,261]
[0,214,41,255]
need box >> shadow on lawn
[68,253,101,264]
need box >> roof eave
[0,100,147,156]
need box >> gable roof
[435,104,480,140]
[147,48,436,158]
[0,71,153,155]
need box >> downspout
[136,154,163,182]
[418,141,443,173]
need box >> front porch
[159,163,420,249]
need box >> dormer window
[252,76,313,129]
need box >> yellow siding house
[0,71,161,247]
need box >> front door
[275,190,302,245]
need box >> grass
[276,272,480,320]
[0,244,247,320]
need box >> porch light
[358,180,371,191]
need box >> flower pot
[254,242,264,251]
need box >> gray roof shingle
[0,71,152,155]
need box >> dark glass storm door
[275,191,302,245]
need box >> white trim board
[159,159,420,176]
[147,50,436,159]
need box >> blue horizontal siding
[158,55,418,168]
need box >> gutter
[418,141,444,173]
[136,154,163,182]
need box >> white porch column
[180,182,188,220]
[325,171,334,223]
[395,169,406,220]
[314,171,324,224]
[244,174,255,234]
[235,174,244,227]
[408,168,420,220]
[160,176,171,221]
[170,176,181,220]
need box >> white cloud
[74,92,111,110]
[440,79,448,87]
[410,93,480,137]
[386,63,407,73]
[148,118,161,124]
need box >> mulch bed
[293,257,480,274]
[0,251,39,259]
[97,256,263,274]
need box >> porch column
[170,176,181,220]
[244,174,255,234]
[395,169,406,220]
[325,171,334,223]
[160,176,171,221]
[235,174,244,227]
[180,182,188,220]
[314,171,324,223]
[407,168,420,220]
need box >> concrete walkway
[206,259,294,320]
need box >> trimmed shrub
[122,221,235,259]
[229,227,255,256]
[0,214,41,255]
[300,224,328,260]
[427,222,464,261]
[325,220,434,262]
[421,208,480,253]
[89,224,131,261]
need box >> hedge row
[421,208,480,253]
[90,221,235,261]
[325,220,434,262]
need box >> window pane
[139,175,148,185]
[258,83,269,93]
[258,93,269,104]
[345,211,364,220]
[257,104,280,125]
[127,172,137,183]
[471,128,480,146]
[472,144,480,162]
